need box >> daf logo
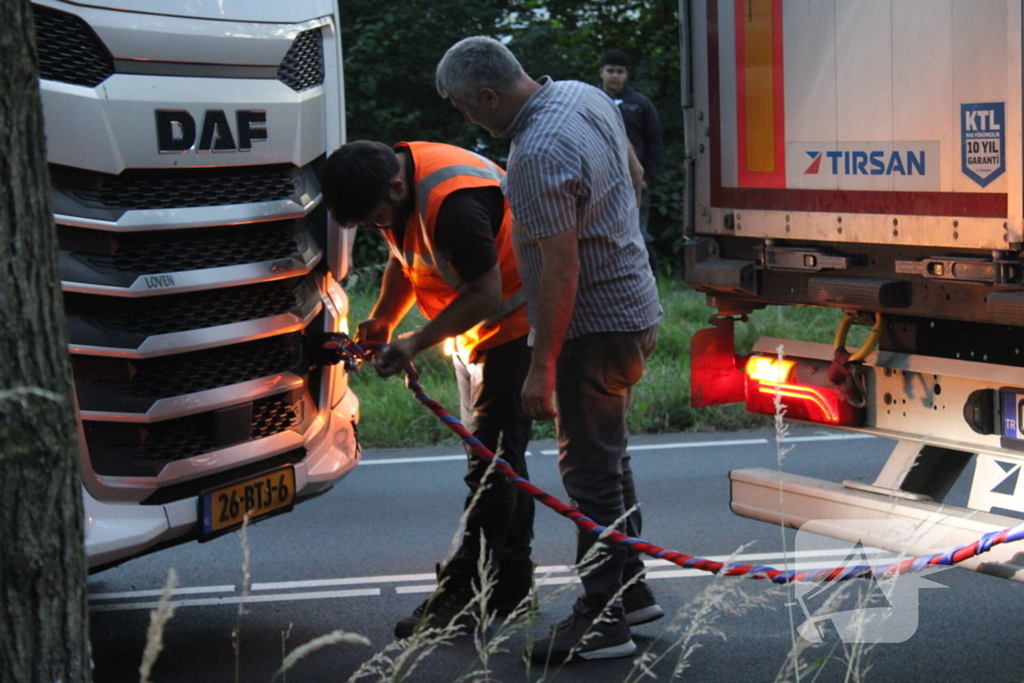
[156,109,267,154]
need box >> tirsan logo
[803,149,927,176]
[156,109,267,154]
[787,141,940,190]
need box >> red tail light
[744,355,861,426]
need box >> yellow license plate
[201,467,296,537]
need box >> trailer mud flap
[691,317,745,407]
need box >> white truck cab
[34,0,360,570]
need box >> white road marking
[534,547,892,575]
[395,552,898,591]
[782,434,876,443]
[538,438,769,455]
[359,433,876,465]
[253,573,435,591]
[642,546,892,567]
[395,585,438,594]
[361,454,467,465]
[90,547,899,612]
[89,588,380,613]
[89,585,235,601]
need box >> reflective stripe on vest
[401,248,463,289]
[417,164,502,218]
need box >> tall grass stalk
[272,629,371,682]
[773,584,851,683]
[771,343,801,680]
[621,546,769,682]
[233,512,252,683]
[138,567,178,683]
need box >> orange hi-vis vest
[383,141,529,359]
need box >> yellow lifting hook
[833,311,886,362]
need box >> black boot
[393,563,477,639]
[491,559,536,616]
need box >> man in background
[599,48,663,273]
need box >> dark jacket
[609,86,663,183]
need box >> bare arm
[627,144,645,208]
[521,227,580,420]
[374,263,502,377]
[355,257,417,346]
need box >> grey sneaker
[623,582,664,626]
[527,610,636,663]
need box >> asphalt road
[88,428,1024,682]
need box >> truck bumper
[84,386,359,570]
[731,467,1024,581]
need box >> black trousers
[555,324,658,616]
[448,334,534,575]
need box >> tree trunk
[0,1,92,681]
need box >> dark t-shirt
[434,187,503,283]
[396,147,503,284]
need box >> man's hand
[354,317,392,348]
[521,364,557,420]
[374,335,419,378]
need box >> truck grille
[34,6,326,90]
[60,220,302,274]
[278,28,324,91]
[252,396,301,439]
[65,279,304,336]
[73,334,303,411]
[53,164,303,211]
[85,393,303,476]
[33,4,114,87]
[39,1,341,497]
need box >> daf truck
[34,0,360,570]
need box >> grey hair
[436,36,525,103]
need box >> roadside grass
[343,274,865,448]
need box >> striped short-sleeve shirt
[501,77,662,339]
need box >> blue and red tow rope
[336,337,1024,584]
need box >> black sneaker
[527,610,636,663]
[623,582,664,626]
[393,585,477,639]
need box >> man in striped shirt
[437,36,664,663]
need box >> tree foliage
[339,0,685,276]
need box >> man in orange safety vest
[320,140,534,638]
